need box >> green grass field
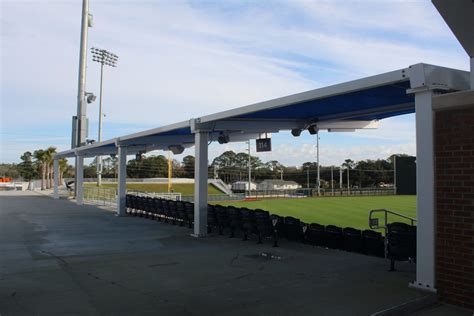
[84,182,223,196]
[213,195,416,232]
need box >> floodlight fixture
[308,125,319,135]
[168,145,185,155]
[85,92,96,103]
[217,134,229,144]
[291,129,302,137]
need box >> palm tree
[45,147,57,189]
[33,149,47,190]
[58,158,69,185]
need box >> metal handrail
[368,208,417,258]
[83,186,117,206]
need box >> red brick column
[435,107,474,310]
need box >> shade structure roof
[55,63,470,159]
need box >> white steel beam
[76,155,84,205]
[316,120,379,130]
[117,135,194,147]
[409,89,437,293]
[116,146,127,217]
[53,159,59,199]
[192,131,208,237]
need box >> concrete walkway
[0,192,466,315]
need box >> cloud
[0,0,467,163]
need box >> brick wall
[435,106,474,310]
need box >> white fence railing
[83,186,117,206]
[127,190,182,201]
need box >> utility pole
[347,167,350,195]
[280,169,284,181]
[316,131,320,196]
[339,166,343,189]
[331,165,334,196]
[74,0,92,196]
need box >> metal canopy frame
[53,62,471,294]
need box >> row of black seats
[126,195,415,265]
[125,195,195,227]
[266,215,384,257]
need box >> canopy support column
[76,155,84,205]
[116,146,127,216]
[409,89,436,293]
[192,131,208,237]
[53,158,59,199]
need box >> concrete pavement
[0,191,468,315]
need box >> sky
[0,0,469,166]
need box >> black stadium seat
[215,205,230,235]
[137,196,146,217]
[184,202,194,228]
[362,229,384,257]
[387,222,416,271]
[207,205,218,233]
[228,206,243,238]
[155,198,165,221]
[342,227,363,253]
[255,209,273,244]
[125,194,132,214]
[305,223,325,247]
[169,200,179,224]
[241,208,257,241]
[284,216,303,242]
[176,201,186,226]
[272,215,285,239]
[325,225,343,249]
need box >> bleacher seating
[123,195,416,265]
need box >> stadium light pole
[91,47,118,186]
[74,0,93,197]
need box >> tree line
[2,148,409,189]
[0,147,73,190]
